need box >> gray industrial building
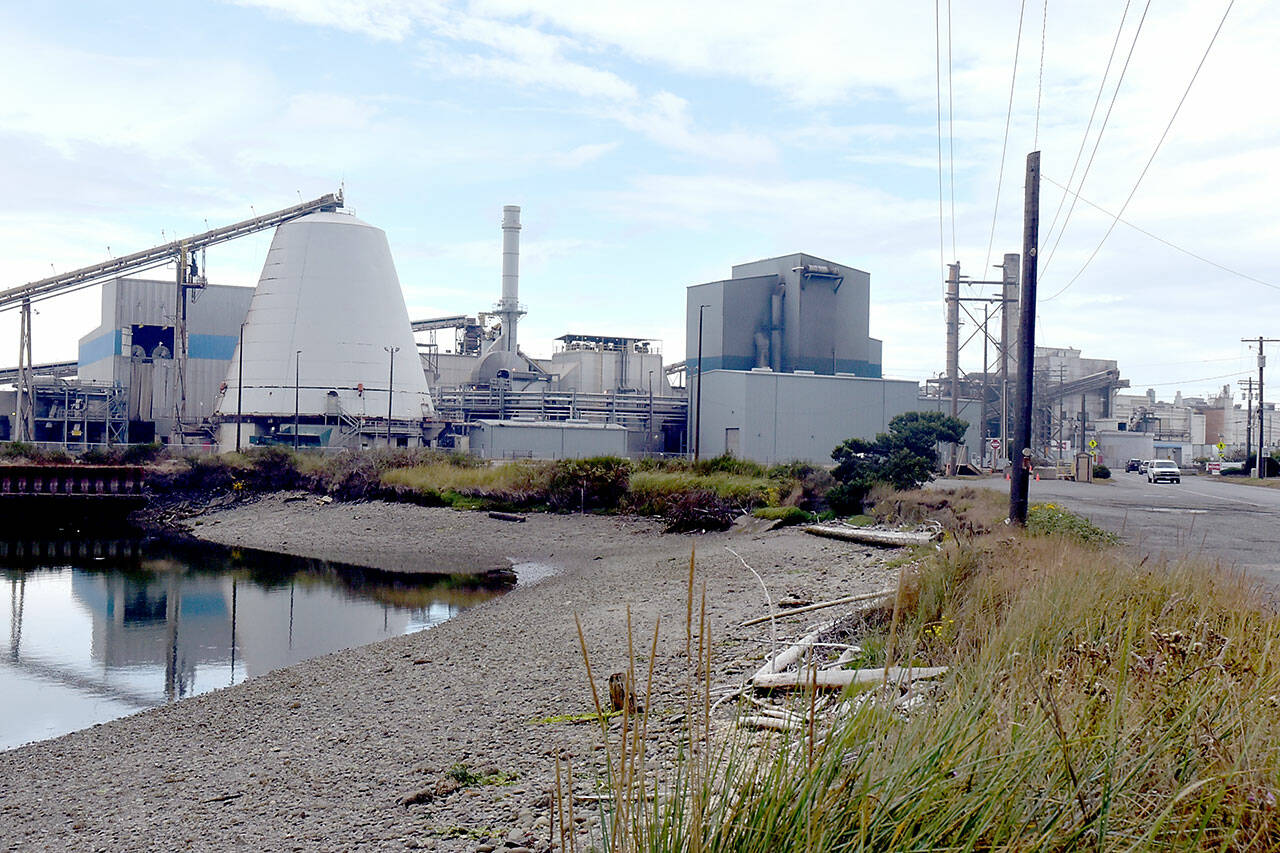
[78,278,252,443]
[686,254,882,377]
[687,253,940,464]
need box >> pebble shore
[0,497,895,851]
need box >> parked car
[1138,460,1152,475]
[1125,458,1142,472]
[1147,460,1181,484]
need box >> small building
[465,419,628,460]
[692,369,920,463]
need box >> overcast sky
[1,0,1275,401]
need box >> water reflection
[1,538,512,751]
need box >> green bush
[751,506,814,526]
[547,456,632,512]
[245,447,301,490]
[830,412,969,513]
[0,441,73,464]
[1025,502,1119,545]
[1092,463,1111,479]
[120,442,164,464]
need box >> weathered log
[740,590,892,627]
[752,666,948,691]
[802,524,939,547]
[487,511,527,523]
[738,715,802,732]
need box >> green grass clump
[1026,501,1120,545]
[629,470,774,508]
[750,506,814,526]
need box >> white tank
[217,212,433,422]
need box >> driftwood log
[802,524,939,547]
[487,511,527,523]
[752,665,948,691]
[740,589,892,628]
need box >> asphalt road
[937,473,1280,584]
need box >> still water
[0,538,514,751]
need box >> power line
[982,0,1027,273]
[1040,0,1150,280]
[1044,0,1236,301]
[946,0,957,265]
[1040,0,1131,257]
[1042,174,1280,293]
[935,0,947,282]
[1033,0,1048,149]
[1140,369,1250,389]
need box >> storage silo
[215,212,432,448]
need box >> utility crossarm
[0,191,343,312]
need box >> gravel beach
[0,497,898,852]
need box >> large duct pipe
[769,282,784,373]
[753,331,770,369]
[500,205,521,353]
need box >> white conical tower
[216,212,432,434]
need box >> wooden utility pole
[1010,151,1040,525]
[1243,338,1279,479]
[946,263,960,475]
[1242,377,1255,463]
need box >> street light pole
[293,349,301,450]
[236,321,245,453]
[385,345,400,446]
[694,304,710,461]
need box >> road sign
[1088,439,1098,449]
[989,437,1001,450]
[1216,442,1226,452]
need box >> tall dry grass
[574,515,1280,851]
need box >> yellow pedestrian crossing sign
[1216,442,1226,452]
[1087,439,1097,449]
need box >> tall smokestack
[499,205,522,353]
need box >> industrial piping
[769,283,784,373]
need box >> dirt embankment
[0,498,897,852]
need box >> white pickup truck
[1147,460,1181,484]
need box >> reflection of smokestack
[500,205,521,353]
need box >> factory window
[130,325,174,359]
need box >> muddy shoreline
[0,496,897,852]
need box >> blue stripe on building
[78,330,121,366]
[188,334,239,360]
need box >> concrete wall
[469,420,628,460]
[689,370,920,464]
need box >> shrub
[751,506,814,526]
[689,453,769,478]
[245,447,301,490]
[830,412,969,513]
[0,441,73,464]
[662,488,735,532]
[1025,502,1119,545]
[1092,463,1111,479]
[120,442,164,464]
[547,456,632,512]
